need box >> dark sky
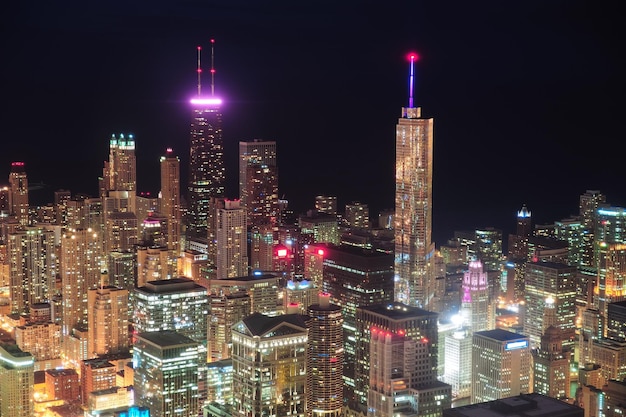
[1,1,625,246]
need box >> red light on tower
[317,249,325,256]
[406,52,419,62]
[277,248,288,258]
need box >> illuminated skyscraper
[0,343,34,417]
[216,199,248,278]
[101,134,137,194]
[160,147,182,256]
[306,293,343,417]
[471,329,531,403]
[60,228,103,337]
[461,258,492,333]
[8,161,29,227]
[239,139,278,227]
[87,285,129,358]
[394,54,435,309]
[7,226,56,316]
[187,42,225,240]
[134,331,200,417]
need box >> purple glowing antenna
[210,39,216,96]
[197,45,202,96]
[408,53,418,108]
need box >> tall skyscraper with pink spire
[394,53,436,309]
[187,41,225,242]
[461,258,492,333]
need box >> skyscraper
[394,54,435,309]
[160,147,182,256]
[0,343,34,417]
[87,285,129,358]
[239,139,278,228]
[461,258,493,333]
[216,199,248,278]
[306,293,343,417]
[8,161,29,227]
[134,331,200,417]
[187,42,225,240]
[101,134,137,194]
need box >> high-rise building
[8,161,29,227]
[607,300,626,341]
[207,292,251,362]
[231,313,308,417]
[461,258,493,333]
[87,285,129,358]
[354,302,443,412]
[60,228,103,337]
[320,243,394,401]
[45,368,80,402]
[160,147,182,256]
[394,55,435,309]
[133,330,200,417]
[523,261,577,349]
[532,326,570,400]
[443,327,473,399]
[299,210,339,245]
[207,273,281,317]
[597,242,626,333]
[605,379,626,417]
[216,199,248,278]
[306,293,343,417]
[7,225,57,316]
[344,201,369,229]
[187,43,225,240]
[80,358,118,406]
[0,343,34,417]
[14,322,62,371]
[101,134,137,194]
[239,139,278,228]
[443,393,583,417]
[580,190,606,268]
[471,329,531,403]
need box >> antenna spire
[408,53,417,108]
[197,46,202,96]
[210,39,216,96]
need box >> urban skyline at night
[2,1,625,246]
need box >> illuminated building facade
[354,302,441,412]
[532,326,570,399]
[443,328,472,399]
[597,242,626,333]
[315,195,338,216]
[14,322,62,370]
[135,245,170,287]
[207,273,281,316]
[60,228,103,337]
[45,368,80,402]
[471,329,531,403]
[101,134,137,194]
[580,190,606,268]
[299,210,339,245]
[159,147,182,255]
[216,199,248,279]
[207,292,251,362]
[284,279,319,314]
[206,358,233,405]
[80,358,117,406]
[0,343,34,417]
[8,161,29,227]
[461,258,492,333]
[306,293,343,417]
[239,139,278,227]
[7,226,56,316]
[523,261,577,349]
[345,201,369,229]
[134,331,200,417]
[231,313,308,417]
[320,243,394,401]
[607,300,626,341]
[250,223,275,271]
[187,95,225,240]
[368,329,451,417]
[444,393,583,417]
[87,285,129,358]
[394,56,435,309]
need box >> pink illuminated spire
[407,52,419,108]
[197,46,202,96]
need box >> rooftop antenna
[197,45,202,96]
[210,39,216,96]
[408,53,418,108]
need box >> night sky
[2,1,625,246]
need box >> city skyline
[2,1,625,246]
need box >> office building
[589,338,626,384]
[136,244,170,286]
[8,161,29,227]
[507,204,532,260]
[216,199,248,278]
[187,44,225,240]
[443,393,583,417]
[60,228,103,337]
[394,55,436,309]
[460,258,493,333]
[7,225,56,316]
[249,223,275,272]
[344,201,369,229]
[299,210,339,245]
[524,261,577,349]
[0,343,34,417]
[471,329,531,403]
[605,379,626,417]
[207,273,281,317]
[231,313,308,417]
[315,195,338,216]
[532,326,570,400]
[207,291,250,362]
[45,368,80,402]
[101,134,137,194]
[607,300,626,341]
[87,285,129,358]
[81,358,118,406]
[579,190,606,268]
[368,329,452,417]
[306,293,343,417]
[239,139,278,228]
[354,302,441,411]
[284,279,319,314]
[134,331,200,417]
[443,327,472,399]
[597,242,626,332]
[206,358,233,405]
[160,147,182,255]
[14,322,62,371]
[320,243,394,400]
